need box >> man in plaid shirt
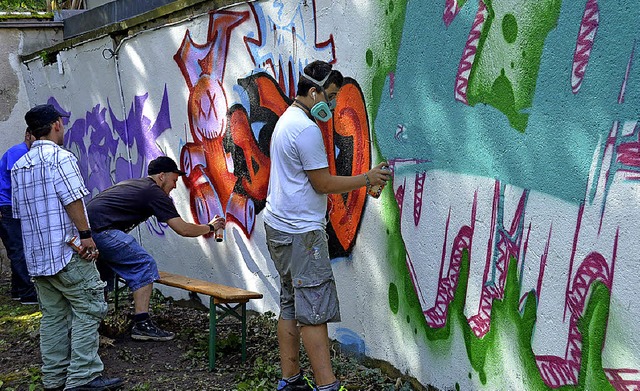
[11,104,123,391]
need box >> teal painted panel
[375,0,640,203]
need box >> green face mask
[302,72,334,122]
[310,89,332,122]
[327,97,337,110]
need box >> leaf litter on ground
[0,272,426,390]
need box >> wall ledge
[20,0,250,63]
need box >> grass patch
[0,285,41,340]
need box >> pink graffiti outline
[443,0,461,27]
[393,170,633,387]
[454,0,487,104]
[571,0,599,94]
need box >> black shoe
[277,371,314,391]
[131,318,175,341]
[43,386,64,391]
[65,376,123,390]
[20,295,39,305]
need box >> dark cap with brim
[25,104,69,131]
[148,156,187,176]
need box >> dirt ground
[0,264,424,391]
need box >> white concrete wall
[1,29,36,148]
[0,25,62,150]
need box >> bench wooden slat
[115,270,262,370]
[157,271,263,303]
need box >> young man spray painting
[264,60,391,391]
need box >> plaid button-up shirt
[11,140,89,276]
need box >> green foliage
[235,376,271,391]
[0,0,47,12]
[178,326,209,362]
[99,309,131,338]
[235,312,285,386]
[0,365,41,390]
[130,383,152,391]
[332,352,392,389]
[217,332,241,354]
[27,366,41,390]
[178,324,243,365]
[0,300,42,340]
[236,356,279,390]
[235,312,404,389]
[150,288,171,312]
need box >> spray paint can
[367,166,391,198]
[213,215,224,242]
[215,227,224,242]
[65,234,82,252]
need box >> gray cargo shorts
[265,223,340,325]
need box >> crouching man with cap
[12,104,123,391]
[86,156,226,341]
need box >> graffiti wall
[18,0,640,389]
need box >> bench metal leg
[113,275,119,311]
[207,301,248,371]
[209,297,216,371]
[112,274,129,312]
[241,303,247,362]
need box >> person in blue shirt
[0,128,37,304]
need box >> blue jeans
[0,205,36,298]
[33,255,107,389]
[93,229,159,292]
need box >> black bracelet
[208,224,215,233]
[78,229,92,239]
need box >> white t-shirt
[264,106,328,233]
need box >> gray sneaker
[20,295,39,305]
[277,372,314,391]
[131,318,175,341]
[313,382,347,391]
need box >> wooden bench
[114,271,263,371]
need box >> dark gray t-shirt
[87,177,180,233]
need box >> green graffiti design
[387,238,615,388]
[366,0,409,131]
[556,282,614,391]
[373,0,615,388]
[459,0,561,132]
